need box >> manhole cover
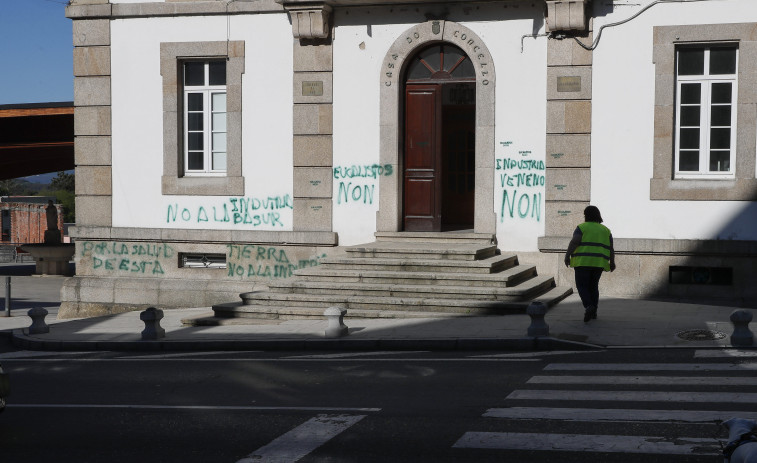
[676,329,727,341]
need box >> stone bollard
[4,276,10,317]
[140,307,165,340]
[526,301,549,337]
[324,307,348,338]
[27,307,49,334]
[730,310,754,347]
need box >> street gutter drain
[676,329,727,341]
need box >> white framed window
[675,45,738,179]
[161,42,244,196]
[183,60,227,176]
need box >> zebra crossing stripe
[528,375,757,386]
[453,432,721,455]
[543,363,757,371]
[507,389,757,403]
[236,414,365,463]
[484,407,757,423]
[463,362,753,457]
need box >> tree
[43,171,76,223]
[50,171,75,192]
[0,179,20,196]
[53,189,76,223]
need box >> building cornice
[66,0,284,20]
[281,2,332,40]
[279,0,535,5]
[66,0,593,34]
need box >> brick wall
[0,202,64,244]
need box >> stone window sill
[161,176,244,196]
[650,178,757,201]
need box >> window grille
[179,253,227,269]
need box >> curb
[10,329,603,352]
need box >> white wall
[332,4,548,248]
[331,15,391,245]
[109,1,757,246]
[592,0,757,240]
[488,8,548,251]
[110,14,294,231]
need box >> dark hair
[584,205,603,223]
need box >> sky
[0,0,73,105]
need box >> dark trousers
[574,266,604,311]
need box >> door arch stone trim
[376,20,496,234]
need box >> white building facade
[62,0,757,317]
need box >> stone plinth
[44,230,62,245]
[20,244,75,276]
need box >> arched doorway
[377,21,496,235]
[404,44,476,231]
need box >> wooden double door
[404,83,475,232]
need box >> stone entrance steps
[292,264,535,287]
[317,254,516,274]
[209,234,572,321]
[266,274,554,300]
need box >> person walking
[564,205,616,322]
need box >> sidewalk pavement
[1,267,754,351]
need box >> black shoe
[583,310,592,323]
[591,311,597,320]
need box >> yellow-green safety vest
[570,222,612,271]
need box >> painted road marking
[528,375,757,386]
[484,407,757,423]
[457,361,752,458]
[453,432,720,455]
[237,414,365,463]
[544,362,757,371]
[507,389,757,403]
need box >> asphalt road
[0,346,754,462]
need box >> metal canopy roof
[0,102,75,181]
